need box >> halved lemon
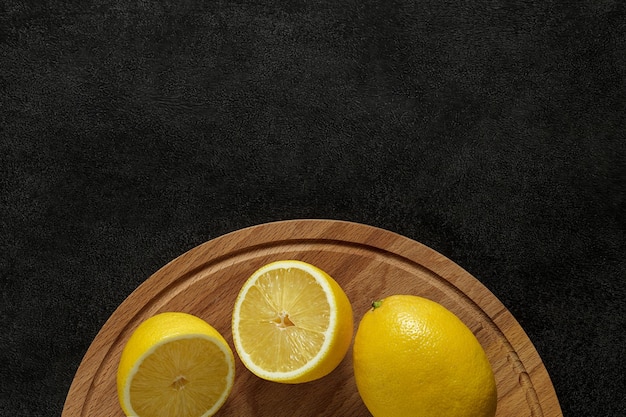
[116,312,235,417]
[232,260,353,383]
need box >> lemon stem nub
[372,300,383,310]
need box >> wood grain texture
[62,219,562,417]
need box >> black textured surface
[1,1,625,416]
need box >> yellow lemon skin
[116,312,235,417]
[353,295,497,417]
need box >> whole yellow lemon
[353,295,497,417]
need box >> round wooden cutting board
[63,219,562,417]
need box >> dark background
[1,1,624,416]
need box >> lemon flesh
[117,312,235,417]
[232,260,353,383]
[353,295,497,417]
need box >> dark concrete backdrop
[1,1,624,415]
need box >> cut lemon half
[232,260,353,383]
[117,312,235,417]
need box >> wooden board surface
[62,219,562,416]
